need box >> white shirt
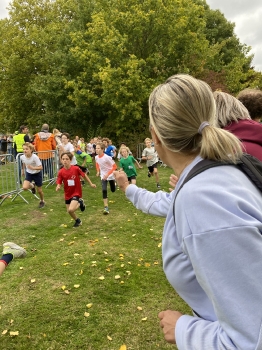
[20,154,42,174]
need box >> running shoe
[147,171,151,178]
[39,201,45,209]
[73,218,82,227]
[157,183,161,189]
[79,198,86,212]
[2,242,27,259]
[103,207,109,215]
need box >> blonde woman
[114,75,262,350]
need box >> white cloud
[206,0,262,71]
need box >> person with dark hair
[56,152,96,228]
[114,74,262,349]
[237,88,262,122]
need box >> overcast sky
[0,0,261,71]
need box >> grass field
[0,163,191,350]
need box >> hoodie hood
[38,131,51,141]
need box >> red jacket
[224,119,262,161]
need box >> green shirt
[119,156,137,177]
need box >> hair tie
[198,121,209,135]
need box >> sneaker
[157,183,161,189]
[147,171,151,178]
[79,198,86,212]
[73,218,82,228]
[2,242,27,259]
[103,207,109,215]
[39,201,45,209]
[31,184,36,195]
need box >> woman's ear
[150,127,161,146]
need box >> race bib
[67,179,75,186]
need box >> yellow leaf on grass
[158,243,162,248]
[141,317,147,321]
[59,238,64,242]
[74,253,80,257]
[119,254,124,257]
[121,264,125,267]
[61,285,66,290]
[137,306,143,311]
[107,335,112,341]
[2,330,8,335]
[98,276,105,280]
[19,267,24,270]
[145,263,151,267]
[79,269,83,275]
[86,303,93,308]
[120,281,124,284]
[150,228,153,231]
[68,241,75,246]
[106,268,110,272]
[115,275,121,280]
[63,262,69,266]
[154,261,159,265]
[84,312,90,317]
[126,271,131,276]
[74,284,80,288]
[127,219,131,222]
[64,290,70,294]
[10,331,19,336]
[132,234,136,237]
[31,279,36,283]
[119,345,127,350]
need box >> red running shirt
[57,166,85,200]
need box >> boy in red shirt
[56,152,96,227]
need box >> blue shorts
[25,171,43,187]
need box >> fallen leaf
[10,331,19,336]
[158,243,162,248]
[86,303,93,308]
[84,312,90,317]
[64,290,70,294]
[74,253,80,257]
[50,209,53,211]
[145,263,151,267]
[126,271,131,276]
[150,228,153,231]
[79,269,83,275]
[107,335,112,341]
[127,219,131,222]
[132,234,136,237]
[137,306,143,311]
[74,284,80,288]
[141,317,147,321]
[98,276,105,280]
[59,238,64,242]
[154,261,159,265]
[19,267,24,270]
[68,241,75,246]
[119,254,124,257]
[2,330,8,335]
[115,275,121,280]
[61,285,66,290]
[31,279,36,283]
[63,262,69,266]
[119,345,127,350]
[106,268,110,272]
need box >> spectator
[214,91,262,161]
[34,124,57,180]
[237,88,262,122]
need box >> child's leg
[153,168,160,183]
[22,180,32,191]
[37,186,44,202]
[66,200,79,220]
[109,179,116,193]
[102,180,108,207]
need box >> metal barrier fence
[0,150,59,205]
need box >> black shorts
[25,171,43,187]
[128,175,136,182]
[76,165,87,173]
[65,196,80,204]
[148,162,158,173]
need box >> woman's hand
[169,174,178,192]
[113,170,129,192]
[158,309,183,344]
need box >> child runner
[119,147,142,185]
[95,142,117,214]
[142,137,161,188]
[21,142,45,208]
[0,242,26,277]
[56,152,96,227]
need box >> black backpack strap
[239,154,262,192]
